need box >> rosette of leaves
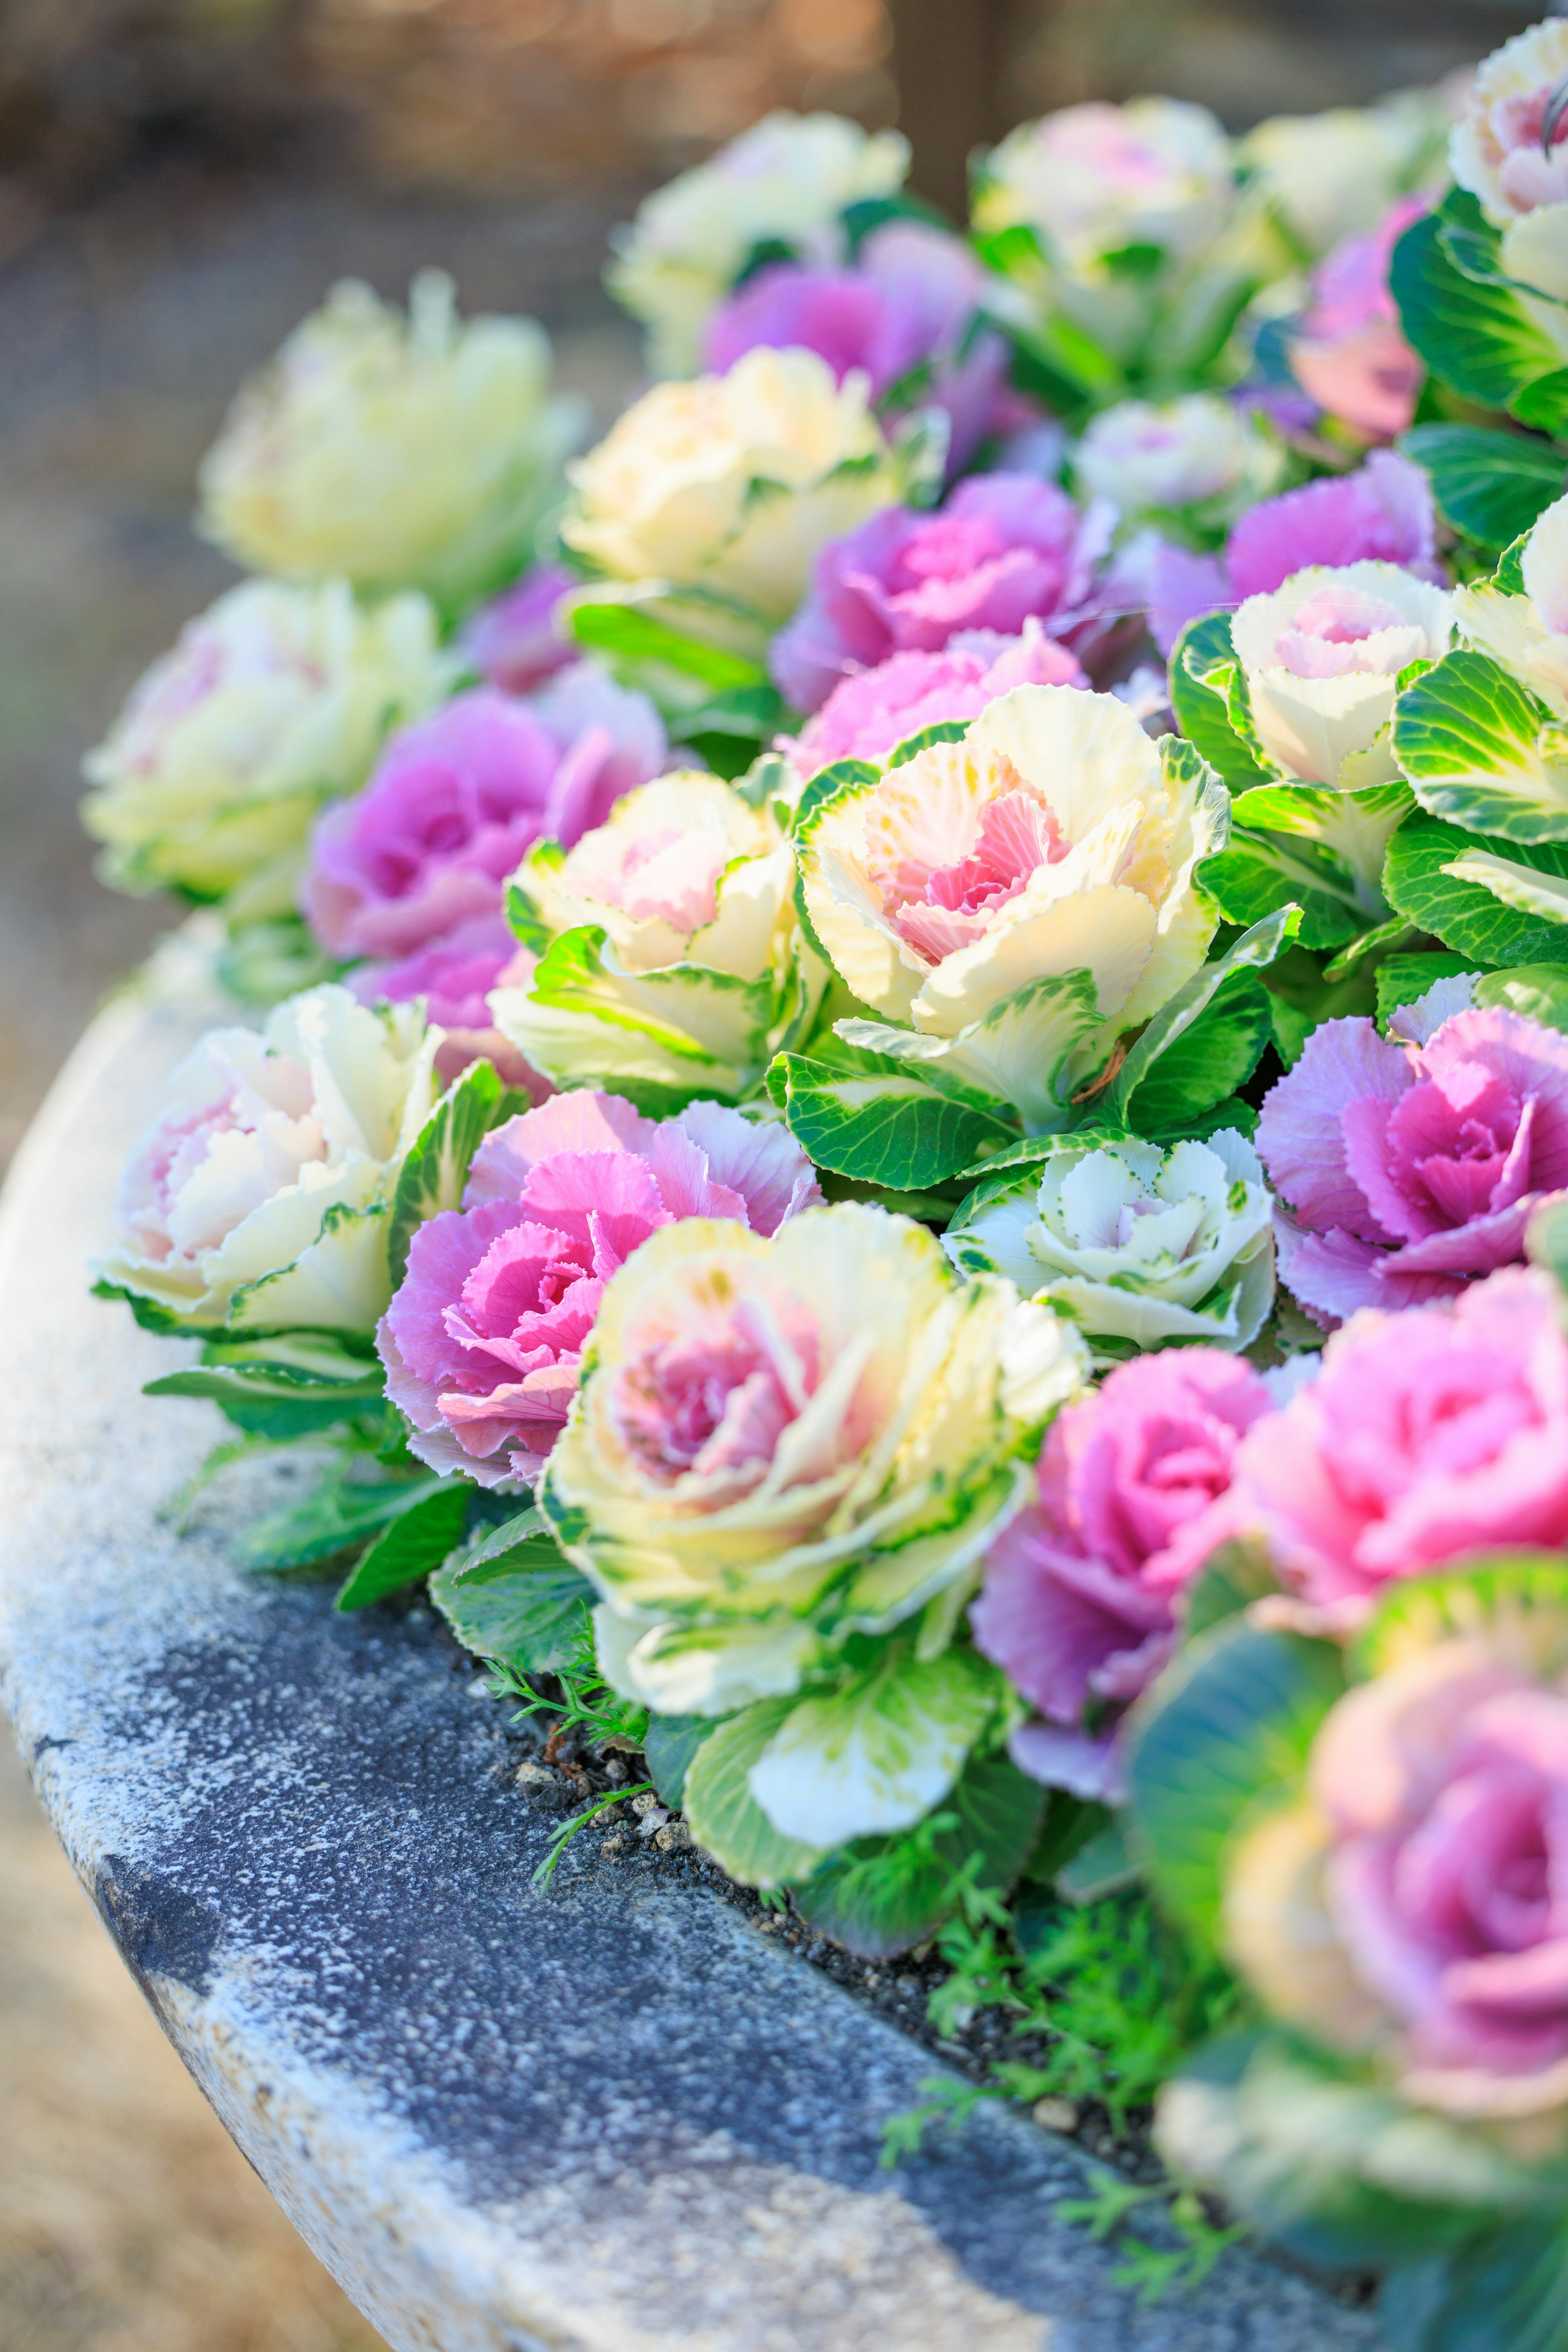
[1173,608,1418,951]
[492,771,826,1115]
[943,1127,1276,1358]
[772,688,1292,1197]
[140,1052,533,1606]
[969,102,1270,419]
[1125,1553,1568,2343]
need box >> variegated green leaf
[1401,423,1566,554]
[495,924,778,1110]
[1383,815,1568,968]
[774,1046,1015,1188]
[1393,648,1568,845]
[1109,907,1299,1119]
[388,1056,506,1283]
[1443,847,1568,928]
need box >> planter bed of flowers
[76,16,1568,2342]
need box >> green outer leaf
[1198,836,1363,951]
[1261,941,1378,1067]
[1162,2032,1547,2276]
[1392,649,1568,846]
[882,719,971,767]
[143,1337,385,1438]
[388,1058,506,1285]
[1055,1820,1138,1903]
[1400,423,1566,553]
[791,755,880,837]
[1180,1542,1283,1643]
[682,1699,831,1888]
[428,1545,595,1670]
[335,1482,473,1610]
[1375,951,1479,1029]
[1382,2212,1568,2352]
[1108,906,1298,1120]
[793,1755,1045,1958]
[93,1278,204,1337]
[449,1505,547,1571]
[1496,530,1532,598]
[1169,614,1274,793]
[1322,914,1419,980]
[1515,369,1568,439]
[643,1715,712,1809]
[1391,196,1564,415]
[1384,816,1568,968]
[1123,970,1272,1140]
[1477,963,1568,1033]
[1352,1552,1568,1684]
[565,595,766,690]
[1125,1618,1346,1950]
[241,1472,450,1572]
[1199,822,1367,950]
[775,1050,1015,1187]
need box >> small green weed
[531,1780,655,1889]
[490,1621,650,1751]
[878,1878,1245,2302]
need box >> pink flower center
[563,824,730,932]
[611,1293,818,1498]
[1498,89,1568,159]
[881,783,1067,964]
[896,514,1007,586]
[1274,584,1416,678]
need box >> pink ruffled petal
[1257,1017,1412,1242]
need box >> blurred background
[0,3,1546,2347]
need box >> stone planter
[0,983,1383,2352]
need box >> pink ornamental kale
[377,1091,822,1487]
[1295,1643,1568,2100]
[301,669,667,962]
[1289,197,1430,443]
[973,1349,1274,1799]
[1124,447,1440,655]
[459,564,578,694]
[770,473,1114,713]
[786,622,1087,773]
[704,221,1020,479]
[1257,1004,1568,1327]
[1227,1268,1568,1627]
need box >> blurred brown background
[0,5,1544,2349]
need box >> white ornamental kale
[540,1203,1088,1864]
[1072,393,1284,533]
[561,346,899,627]
[944,1130,1276,1352]
[199,272,587,607]
[1230,561,1454,791]
[96,984,444,1336]
[795,682,1228,1132]
[605,111,911,377]
[81,579,455,920]
[491,771,825,1111]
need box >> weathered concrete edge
[0,985,1382,2352]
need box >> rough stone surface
[0,985,1384,2352]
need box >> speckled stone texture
[0,982,1383,2352]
